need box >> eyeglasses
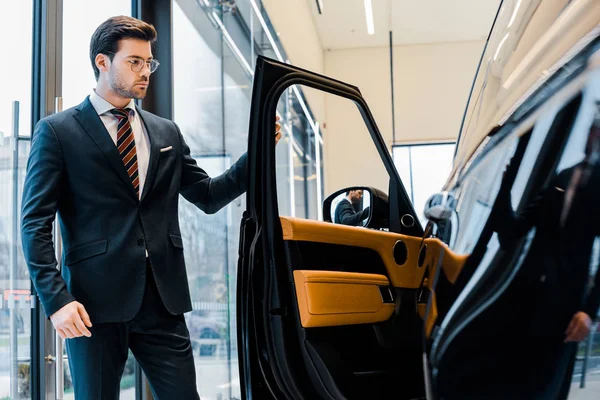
[127,58,160,73]
[105,53,160,73]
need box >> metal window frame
[140,0,173,120]
[31,1,64,399]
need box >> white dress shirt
[89,90,151,200]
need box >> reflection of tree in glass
[0,218,8,280]
[179,104,222,155]
[18,363,31,398]
[178,196,228,303]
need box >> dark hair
[90,16,157,81]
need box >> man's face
[349,190,363,204]
[106,39,153,99]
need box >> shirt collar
[89,90,136,117]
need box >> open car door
[236,56,457,400]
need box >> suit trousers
[65,260,199,399]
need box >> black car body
[238,1,600,398]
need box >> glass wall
[0,1,34,398]
[7,0,321,398]
[172,1,323,398]
[393,142,455,225]
[5,0,600,398]
[62,0,132,109]
[173,3,230,399]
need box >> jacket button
[137,238,145,246]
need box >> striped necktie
[110,108,139,197]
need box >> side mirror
[424,191,457,243]
[424,191,456,223]
[323,186,389,229]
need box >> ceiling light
[364,0,374,35]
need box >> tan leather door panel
[281,216,426,288]
[282,217,469,334]
[294,270,395,328]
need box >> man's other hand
[565,311,592,343]
[50,301,93,339]
[275,116,282,145]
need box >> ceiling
[307,0,502,50]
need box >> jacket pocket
[65,239,108,265]
[169,234,184,249]
[159,149,175,160]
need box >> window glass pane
[392,146,412,200]
[289,106,319,220]
[62,1,131,109]
[293,135,308,219]
[410,144,455,223]
[276,112,292,216]
[173,2,326,398]
[0,1,33,398]
[317,137,324,221]
[306,134,318,220]
[173,2,234,399]
[453,136,518,255]
[0,2,33,138]
[278,86,388,228]
[393,144,455,225]
[0,140,32,399]
[223,30,254,400]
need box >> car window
[433,69,599,368]
[449,132,520,254]
[448,87,582,256]
[274,85,414,232]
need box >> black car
[237,1,600,398]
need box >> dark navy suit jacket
[21,96,247,323]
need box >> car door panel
[282,215,468,333]
[293,270,395,327]
[274,231,427,400]
[281,216,426,288]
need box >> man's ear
[95,54,110,74]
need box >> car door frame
[237,55,423,399]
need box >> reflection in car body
[237,1,600,399]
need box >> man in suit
[21,16,281,399]
[334,189,370,226]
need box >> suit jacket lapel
[73,97,139,200]
[137,107,161,203]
